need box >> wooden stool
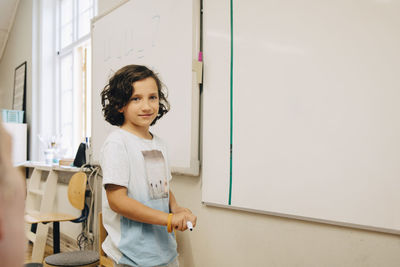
[25,263,43,267]
[44,250,99,267]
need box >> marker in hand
[187,221,193,231]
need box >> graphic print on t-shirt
[142,150,169,199]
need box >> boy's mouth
[139,114,154,117]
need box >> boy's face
[120,77,159,131]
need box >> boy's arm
[106,184,196,230]
[106,184,169,226]
[169,190,178,213]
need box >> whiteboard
[91,0,200,175]
[202,0,400,234]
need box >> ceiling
[0,0,20,61]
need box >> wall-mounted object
[12,61,27,122]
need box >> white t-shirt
[100,128,177,266]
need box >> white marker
[186,221,193,231]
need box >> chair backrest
[68,172,87,210]
[98,212,114,267]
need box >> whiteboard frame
[90,0,201,176]
[201,0,400,235]
[203,202,400,235]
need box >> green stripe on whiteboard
[229,0,233,205]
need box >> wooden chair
[25,172,99,267]
[99,212,114,267]
[25,172,88,254]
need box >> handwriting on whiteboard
[102,14,161,63]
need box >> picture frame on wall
[12,61,27,121]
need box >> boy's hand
[171,205,192,214]
[171,210,197,231]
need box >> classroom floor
[25,243,53,264]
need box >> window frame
[56,0,96,157]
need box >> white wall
[97,0,127,16]
[0,0,35,163]
[0,0,32,117]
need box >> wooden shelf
[18,161,91,172]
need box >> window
[57,0,96,157]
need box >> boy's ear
[118,106,125,113]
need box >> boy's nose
[141,100,152,111]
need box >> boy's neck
[120,123,153,140]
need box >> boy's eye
[150,95,158,100]
[131,97,140,101]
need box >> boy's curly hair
[101,65,170,126]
